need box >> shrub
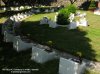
[56,5,77,25]
[66,5,77,13]
[89,1,97,9]
[57,8,70,25]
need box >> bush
[89,1,97,9]
[56,5,77,25]
[57,8,70,25]
[66,5,77,13]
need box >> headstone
[76,11,81,16]
[69,13,75,22]
[76,17,88,27]
[3,7,6,11]
[15,7,19,11]
[11,7,14,11]
[94,1,100,15]
[31,9,35,13]
[28,11,33,15]
[40,17,49,24]
[19,6,24,10]
[48,20,58,28]
[4,31,15,42]
[69,22,77,29]
[35,9,40,13]
[10,16,15,21]
[59,57,86,74]
[54,12,58,22]
[24,12,28,18]
[13,36,33,52]
[50,9,54,12]
[44,9,49,12]
[31,46,56,63]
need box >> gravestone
[76,17,88,27]
[10,16,15,21]
[35,9,40,13]
[31,46,56,63]
[94,1,100,15]
[19,6,24,10]
[69,13,75,22]
[54,12,58,22]
[44,9,49,12]
[13,36,33,52]
[11,7,14,11]
[28,11,33,15]
[40,17,49,24]
[15,7,19,11]
[4,31,15,42]
[69,22,77,29]
[3,7,6,11]
[50,9,54,12]
[48,20,58,28]
[59,57,86,74]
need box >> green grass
[84,69,100,74]
[19,11,100,61]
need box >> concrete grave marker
[44,9,49,12]
[4,31,15,42]
[31,46,56,63]
[13,36,33,52]
[59,57,86,74]
[76,16,88,27]
[48,20,58,28]
[69,22,77,29]
[40,17,49,24]
[69,13,75,22]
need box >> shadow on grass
[19,21,96,61]
[0,22,59,74]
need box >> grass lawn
[19,11,100,61]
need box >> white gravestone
[69,13,75,22]
[28,11,33,15]
[59,57,86,74]
[10,16,15,21]
[19,14,24,19]
[3,7,6,11]
[15,7,19,11]
[4,31,15,42]
[13,36,33,52]
[76,17,88,27]
[50,9,54,12]
[69,22,77,29]
[54,12,58,22]
[40,17,49,25]
[24,12,28,18]
[13,15,19,22]
[94,10,100,15]
[11,7,14,11]
[19,6,24,10]
[31,46,56,63]
[48,20,58,28]
[35,9,40,13]
[44,9,49,12]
